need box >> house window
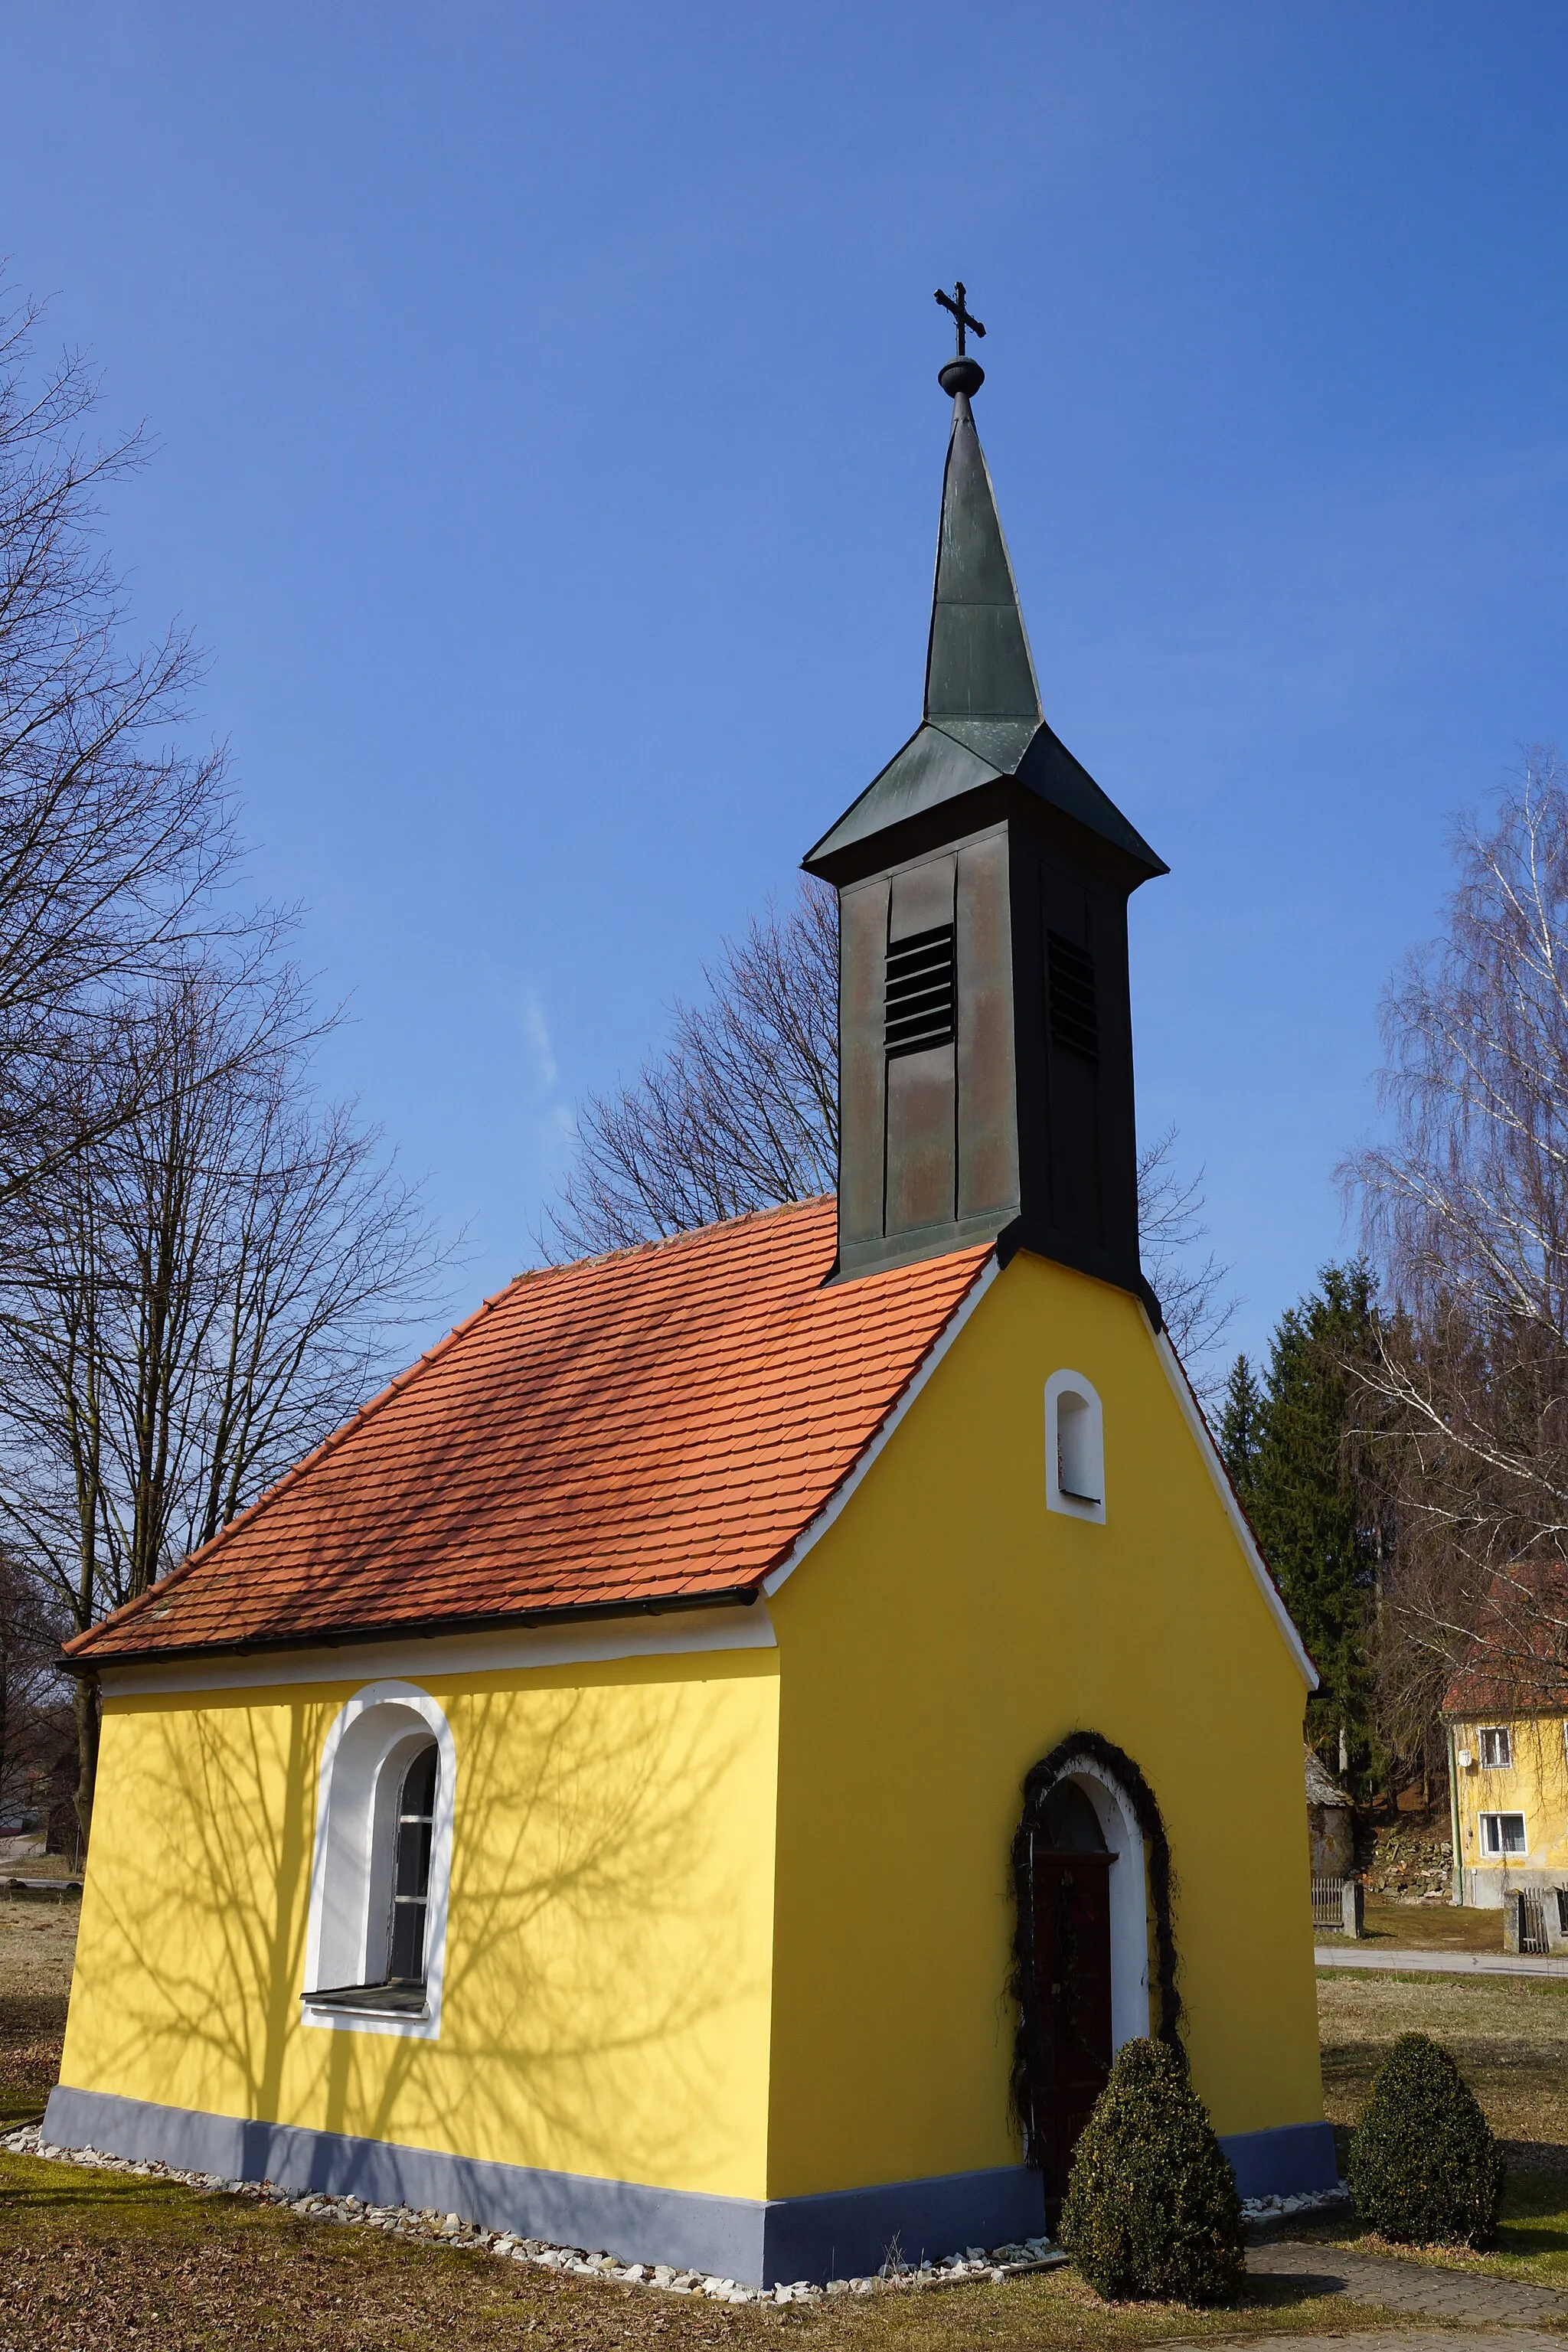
[1478,1726,1512,1769]
[1479,1811,1527,1857]
[1045,1370,1106,1524]
[302,1681,456,2039]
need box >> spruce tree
[1218,1354,1264,1492]
[1243,1264,1385,1784]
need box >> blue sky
[3,4,1567,1369]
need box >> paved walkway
[1197,2334,1568,2350]
[1315,1945,1568,1978]
[1247,2235,1568,2328]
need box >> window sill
[302,1981,429,2022]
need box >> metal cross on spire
[934,282,986,357]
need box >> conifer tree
[1240,1264,1387,1784]
[1218,1354,1264,1491]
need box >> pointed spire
[802,291,1165,884]
[924,385,1041,725]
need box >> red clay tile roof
[1441,1561,1568,1718]
[70,1199,994,1664]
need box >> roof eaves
[64,1583,769,1674]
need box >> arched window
[302,1682,456,2040]
[1045,1370,1106,1524]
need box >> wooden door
[1030,1848,1114,2202]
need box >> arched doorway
[1026,1782,1116,2203]
[1014,1742,1168,2216]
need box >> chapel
[48,303,1333,2286]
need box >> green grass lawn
[0,1900,1553,2348]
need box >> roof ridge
[529,1195,832,1280]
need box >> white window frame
[302,1681,456,2040]
[1478,1726,1512,1769]
[1478,1810,1527,1857]
[1045,1370,1106,1524]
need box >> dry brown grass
[0,1898,75,2130]
[1317,1965,1568,2154]
[1,1913,1560,2343]
[0,2158,1400,2352]
[1313,1965,1568,2288]
[1358,1901,1508,1953]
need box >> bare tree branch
[0,281,243,1214]
[1345,748,1568,1722]
[0,958,456,1839]
[547,877,1236,1377]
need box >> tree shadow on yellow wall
[69,1664,773,2197]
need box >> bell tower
[803,291,1167,1310]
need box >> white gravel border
[1241,2187,1351,2221]
[0,2122,1066,2303]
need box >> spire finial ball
[939,354,985,400]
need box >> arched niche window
[1045,1370,1106,1524]
[301,1681,456,2040]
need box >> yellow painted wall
[61,1652,779,2198]
[764,1249,1322,2199]
[63,1247,1321,2208]
[1450,1713,1568,1900]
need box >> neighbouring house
[1445,1575,1568,1918]
[45,332,1334,2285]
[1305,1747,1354,1880]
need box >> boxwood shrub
[1058,2037,1245,2305]
[1348,2031,1504,2247]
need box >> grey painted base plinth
[41,2087,1337,2285]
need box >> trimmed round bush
[1348,2031,1504,2247]
[1058,2037,1245,2305]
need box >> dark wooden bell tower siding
[815,787,1148,1301]
[805,345,1165,1307]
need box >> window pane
[396,1818,433,1901]
[1502,1814,1527,1854]
[401,1745,437,1820]
[389,1896,426,1983]
[386,1741,438,1986]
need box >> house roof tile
[70,1198,993,1665]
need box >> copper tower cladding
[803,299,1167,1312]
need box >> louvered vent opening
[885,923,956,1057]
[1047,930,1099,1062]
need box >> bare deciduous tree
[1135,1124,1238,1377]
[547,879,839,1253]
[0,959,451,1838]
[548,877,1234,1374]
[0,1539,65,1836]
[0,286,240,1210]
[1347,750,1568,1728]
